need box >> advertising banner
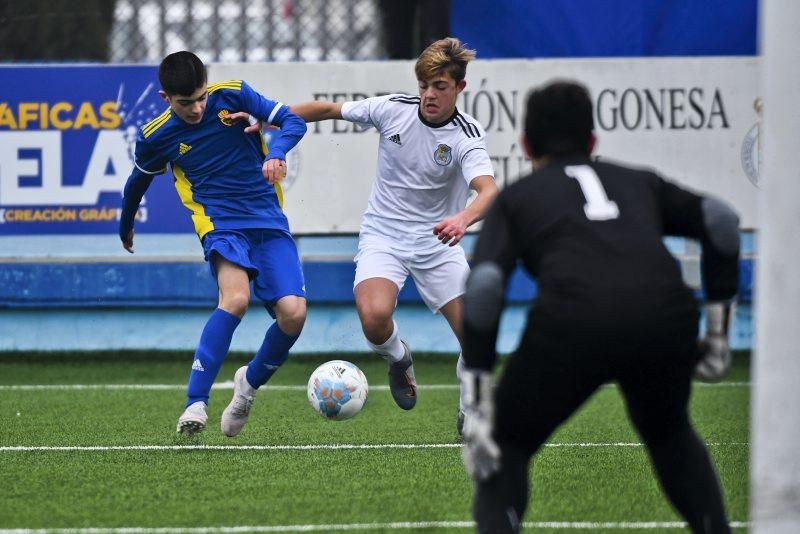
[0,58,760,236]
[0,65,192,235]
[216,57,760,231]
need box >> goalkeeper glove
[460,368,501,481]
[695,301,733,382]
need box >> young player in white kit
[294,38,497,430]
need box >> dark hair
[158,51,207,96]
[524,81,594,158]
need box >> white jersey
[341,94,494,250]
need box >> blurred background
[0,0,757,354]
[0,0,756,63]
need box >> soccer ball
[307,360,368,420]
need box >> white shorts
[353,234,470,313]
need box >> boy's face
[417,73,466,124]
[160,84,208,125]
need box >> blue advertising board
[0,65,193,235]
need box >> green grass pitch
[0,351,750,532]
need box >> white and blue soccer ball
[307,360,368,421]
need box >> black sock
[473,446,530,534]
[647,425,731,533]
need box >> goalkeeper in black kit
[460,80,738,533]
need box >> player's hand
[433,214,469,247]
[460,368,501,481]
[226,111,262,134]
[122,229,135,254]
[695,301,733,382]
[263,158,287,185]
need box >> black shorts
[493,320,700,455]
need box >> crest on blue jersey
[433,143,452,166]
[218,109,234,126]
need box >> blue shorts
[202,229,306,317]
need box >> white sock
[456,352,467,412]
[367,320,406,363]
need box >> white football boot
[176,401,208,437]
[221,366,257,437]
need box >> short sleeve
[459,138,494,183]
[132,132,168,175]
[341,94,397,130]
[238,80,285,125]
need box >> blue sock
[186,308,241,407]
[246,322,300,388]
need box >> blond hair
[414,37,476,82]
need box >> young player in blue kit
[119,51,308,437]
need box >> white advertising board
[211,57,760,232]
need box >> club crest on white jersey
[434,143,453,165]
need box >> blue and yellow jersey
[122,80,306,239]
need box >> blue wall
[0,257,754,309]
[452,0,758,58]
[0,234,755,352]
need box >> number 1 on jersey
[564,165,620,221]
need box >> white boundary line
[0,382,750,391]
[0,442,748,452]
[0,520,752,532]
[0,384,452,391]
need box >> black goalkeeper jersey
[473,156,739,341]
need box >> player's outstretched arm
[119,169,155,254]
[460,366,500,481]
[461,262,504,480]
[289,101,344,122]
[696,301,734,382]
[695,195,740,382]
[434,175,498,246]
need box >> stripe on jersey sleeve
[134,160,167,175]
[460,146,488,165]
[453,113,480,138]
[208,80,243,93]
[389,95,420,105]
[267,102,284,124]
[142,109,171,138]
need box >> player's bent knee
[359,313,393,342]
[356,300,392,323]
[275,296,307,335]
[219,291,250,318]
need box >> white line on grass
[0,382,749,391]
[0,442,747,452]
[0,384,456,391]
[0,520,752,532]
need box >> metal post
[211,0,220,61]
[292,0,302,61]
[266,0,274,61]
[319,0,329,60]
[751,0,800,532]
[158,0,166,58]
[186,0,194,53]
[346,0,356,60]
